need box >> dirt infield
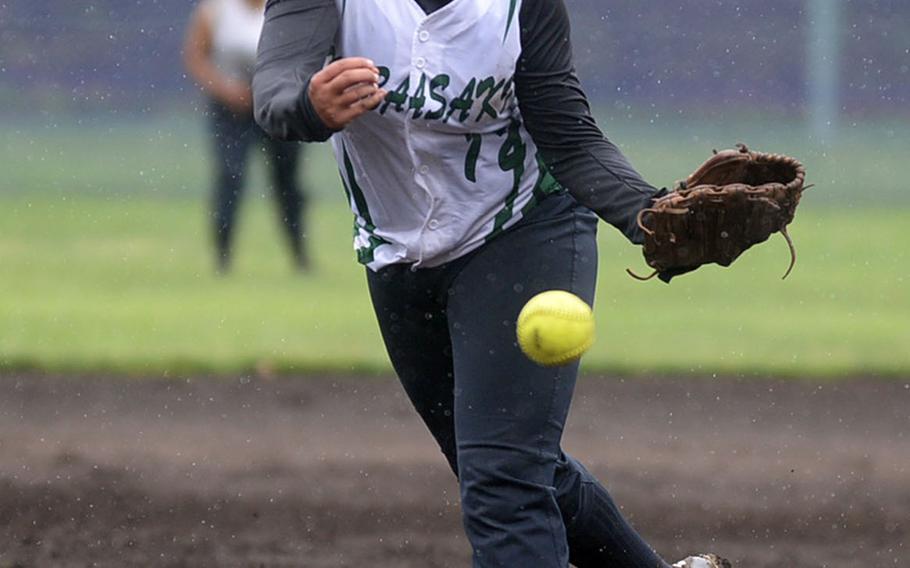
[0,374,906,567]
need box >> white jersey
[207,0,264,83]
[331,0,560,270]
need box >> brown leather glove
[628,144,808,283]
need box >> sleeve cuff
[300,77,339,142]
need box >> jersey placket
[409,18,442,268]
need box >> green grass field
[1,115,908,377]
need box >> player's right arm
[253,0,385,141]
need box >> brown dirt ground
[0,373,906,567]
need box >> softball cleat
[672,553,732,568]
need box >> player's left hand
[627,144,808,283]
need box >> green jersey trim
[340,140,389,265]
[485,152,563,243]
[504,0,518,44]
[356,235,389,265]
[341,142,376,228]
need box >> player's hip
[367,191,598,306]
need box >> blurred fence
[1,0,908,117]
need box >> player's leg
[263,134,308,269]
[556,453,670,567]
[366,264,459,473]
[446,192,669,567]
[209,102,253,272]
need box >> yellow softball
[516,290,595,367]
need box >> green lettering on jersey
[370,69,515,125]
[463,133,482,183]
[377,66,391,89]
[408,73,427,119]
[445,78,477,123]
[489,119,527,237]
[498,77,514,114]
[475,77,504,121]
[423,74,451,120]
[380,76,410,115]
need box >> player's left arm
[514,0,665,244]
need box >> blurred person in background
[184,0,309,273]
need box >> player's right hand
[220,80,253,115]
[309,57,387,130]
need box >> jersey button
[418,31,430,42]
[418,165,430,175]
[428,219,440,230]
[415,57,426,69]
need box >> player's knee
[457,443,557,525]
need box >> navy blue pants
[367,193,670,568]
[209,100,307,270]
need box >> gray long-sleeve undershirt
[253,0,664,244]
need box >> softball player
[184,0,309,272]
[253,1,730,566]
